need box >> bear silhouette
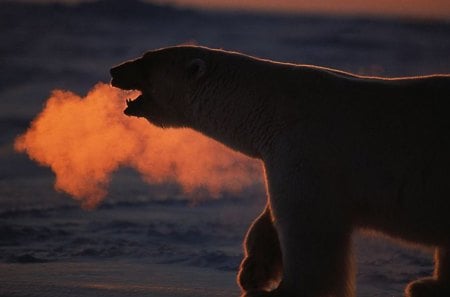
[111,45,450,297]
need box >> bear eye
[186,58,206,80]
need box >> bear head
[110,46,207,128]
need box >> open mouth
[110,63,146,117]
[110,65,149,118]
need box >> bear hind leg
[405,247,450,297]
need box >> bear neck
[186,56,363,161]
[189,98,272,159]
[187,59,299,159]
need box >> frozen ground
[1,1,449,296]
[0,261,237,297]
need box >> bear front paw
[405,277,450,297]
[241,289,272,297]
[241,288,285,297]
[238,255,280,291]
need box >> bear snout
[110,61,142,90]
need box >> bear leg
[405,247,450,297]
[238,205,282,293]
[274,226,355,297]
[264,163,356,297]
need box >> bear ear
[186,58,206,80]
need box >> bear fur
[110,45,450,297]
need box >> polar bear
[110,45,450,297]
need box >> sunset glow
[14,83,262,209]
[16,0,450,19]
[167,0,450,19]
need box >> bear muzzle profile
[110,61,143,91]
[110,60,149,117]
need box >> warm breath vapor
[15,83,262,209]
